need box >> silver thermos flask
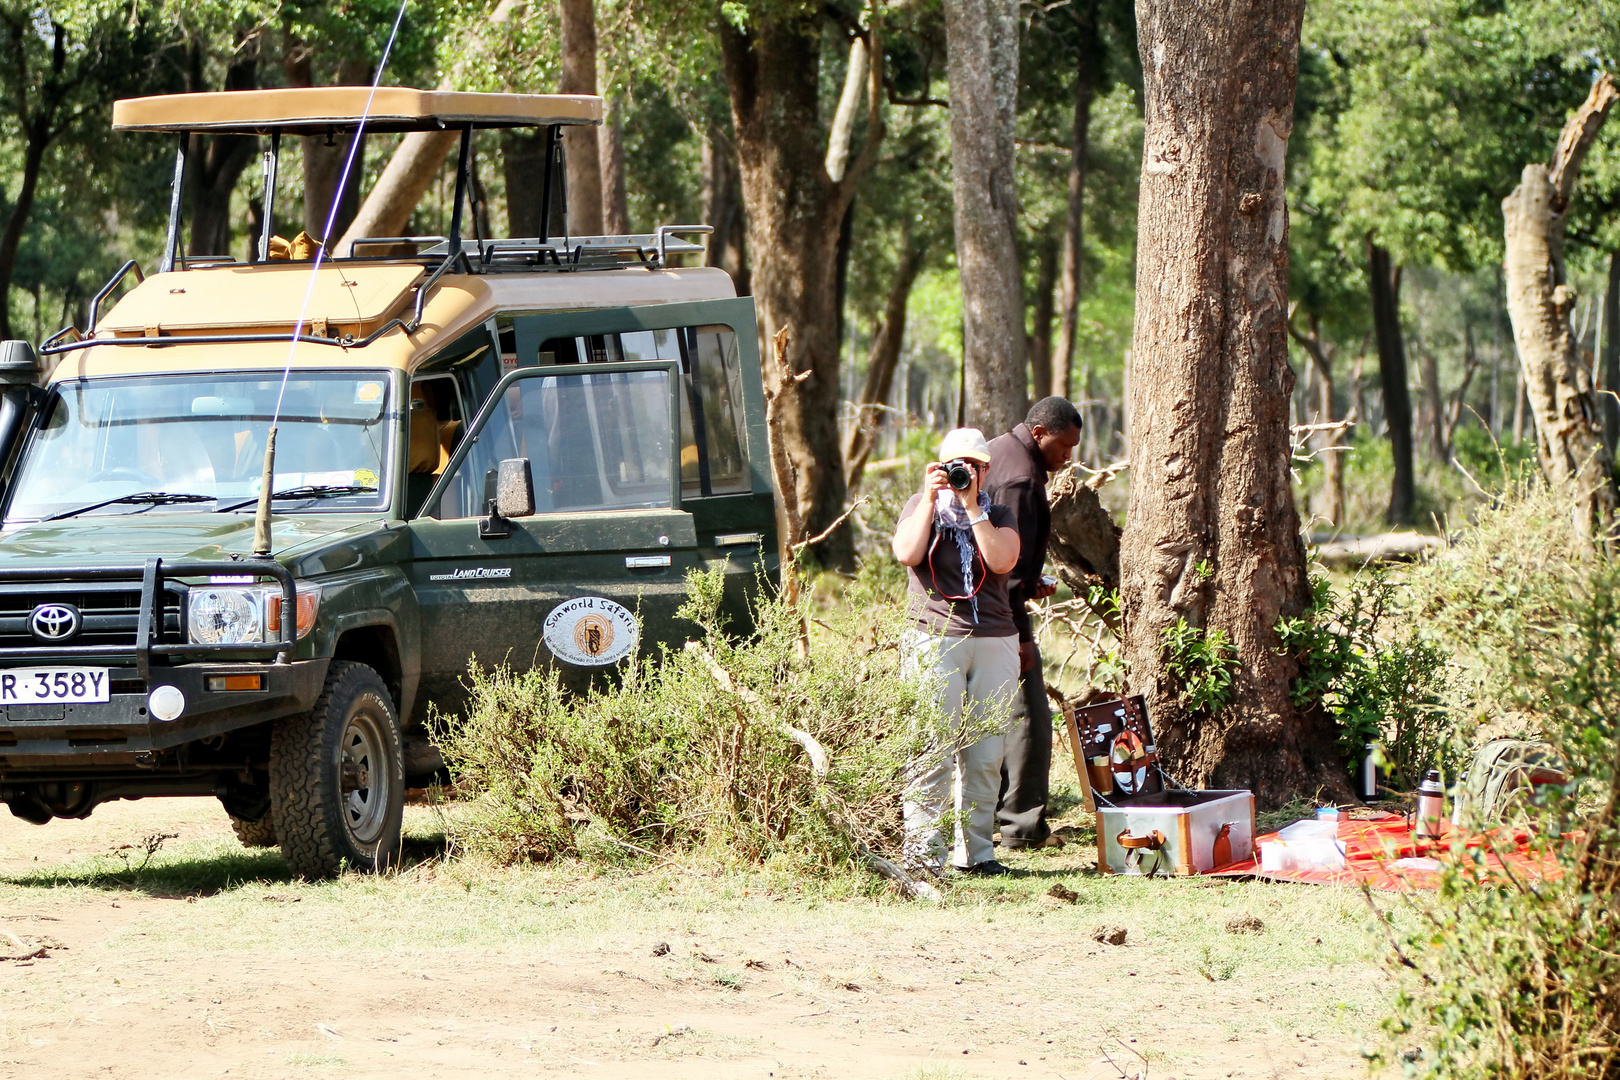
[1416,769,1445,840]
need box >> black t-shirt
[898,493,1019,638]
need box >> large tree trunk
[1368,242,1415,524]
[1051,0,1101,400]
[845,241,927,491]
[1121,0,1345,807]
[286,54,370,245]
[719,17,880,569]
[943,0,1026,434]
[1502,73,1620,531]
[558,0,602,236]
[185,39,259,258]
[599,95,630,235]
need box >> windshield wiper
[43,491,215,523]
[217,485,378,513]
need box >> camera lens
[946,460,973,491]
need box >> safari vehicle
[0,88,777,877]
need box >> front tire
[229,811,279,848]
[270,661,404,878]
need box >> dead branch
[1550,73,1620,207]
[859,843,942,902]
[683,641,829,776]
[792,497,869,553]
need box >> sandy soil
[0,801,1381,1080]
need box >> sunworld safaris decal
[543,596,639,666]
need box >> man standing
[984,397,1083,850]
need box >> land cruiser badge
[543,597,638,666]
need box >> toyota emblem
[29,603,81,642]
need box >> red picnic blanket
[1208,812,1569,891]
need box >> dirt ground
[0,800,1389,1080]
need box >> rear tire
[270,661,404,878]
[229,812,278,848]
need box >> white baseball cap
[938,427,992,464]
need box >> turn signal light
[265,584,321,640]
[206,674,263,692]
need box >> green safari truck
[0,87,777,877]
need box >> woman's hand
[951,461,983,509]
[921,461,950,502]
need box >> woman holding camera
[891,428,1022,876]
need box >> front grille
[0,583,184,653]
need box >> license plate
[0,667,111,705]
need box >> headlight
[188,581,320,645]
[188,587,264,645]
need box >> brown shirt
[898,493,1018,638]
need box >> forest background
[7,0,1619,544]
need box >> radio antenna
[253,0,413,557]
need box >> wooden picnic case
[1062,694,1255,877]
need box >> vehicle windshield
[5,371,394,525]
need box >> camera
[945,458,975,492]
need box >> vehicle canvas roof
[111,87,603,135]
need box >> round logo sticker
[542,596,639,666]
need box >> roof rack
[42,90,718,358]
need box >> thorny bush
[435,565,972,875]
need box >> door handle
[625,554,672,568]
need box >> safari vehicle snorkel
[0,84,777,879]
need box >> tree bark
[1051,0,1101,400]
[558,0,602,236]
[845,240,927,491]
[1120,0,1345,807]
[1502,73,1620,530]
[1603,251,1620,455]
[1368,242,1415,524]
[287,53,370,245]
[701,128,747,287]
[719,15,882,570]
[1028,234,1058,404]
[943,0,1026,434]
[599,94,630,235]
[184,38,259,258]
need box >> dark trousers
[997,642,1053,844]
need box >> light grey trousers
[900,630,1019,870]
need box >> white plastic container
[1260,819,1347,872]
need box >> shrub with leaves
[1160,617,1239,714]
[435,566,968,875]
[1276,571,1452,791]
[1377,542,1620,1079]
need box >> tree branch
[1550,72,1619,208]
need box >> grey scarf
[933,489,991,624]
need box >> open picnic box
[1063,695,1255,877]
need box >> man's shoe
[952,859,1013,876]
[1001,834,1065,850]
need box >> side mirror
[479,458,534,539]
[495,458,535,518]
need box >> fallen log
[1310,531,1442,568]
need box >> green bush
[1378,550,1620,1079]
[1275,571,1452,791]
[1372,480,1620,1077]
[434,566,964,874]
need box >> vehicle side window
[429,369,672,519]
[535,325,750,498]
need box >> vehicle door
[506,298,777,629]
[405,359,689,703]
